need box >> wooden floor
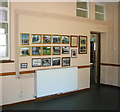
[2,84,120,111]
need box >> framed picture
[79,36,87,54]
[21,33,30,45]
[62,35,70,44]
[71,49,77,58]
[43,34,51,44]
[32,58,41,67]
[52,35,61,44]
[32,46,41,56]
[43,46,51,55]
[53,46,61,55]
[52,58,60,66]
[70,35,78,47]
[62,46,70,54]
[62,57,70,66]
[20,63,28,68]
[42,58,51,67]
[20,47,30,56]
[31,34,41,44]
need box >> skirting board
[2,88,90,108]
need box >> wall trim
[2,87,90,108]
[19,70,35,74]
[0,60,14,63]
[0,72,16,76]
[101,63,120,67]
[78,65,91,69]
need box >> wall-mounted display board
[70,35,78,47]
[78,36,87,54]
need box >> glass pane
[95,13,104,21]
[77,2,87,9]
[76,9,88,18]
[0,23,8,33]
[0,34,6,45]
[0,0,8,7]
[0,10,7,21]
[0,46,7,57]
[95,5,104,13]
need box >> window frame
[0,0,10,61]
[95,3,106,21]
[76,0,89,18]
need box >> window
[76,0,89,18]
[0,0,10,60]
[95,3,105,21]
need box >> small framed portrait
[53,46,61,55]
[62,57,70,66]
[32,58,41,67]
[42,58,51,67]
[20,47,30,56]
[62,35,70,44]
[32,46,41,56]
[43,34,51,44]
[79,36,87,54]
[52,58,60,66]
[71,49,77,58]
[20,63,28,68]
[62,46,70,54]
[31,34,41,44]
[52,35,61,44]
[43,46,51,55]
[21,33,30,45]
[70,35,78,47]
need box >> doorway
[90,32,101,86]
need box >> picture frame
[61,35,70,44]
[62,57,70,66]
[20,63,28,68]
[31,34,41,44]
[79,36,87,54]
[53,46,61,55]
[43,34,51,44]
[52,35,61,44]
[62,46,70,54]
[42,58,51,67]
[70,35,78,47]
[71,49,77,58]
[32,46,41,56]
[20,47,30,56]
[52,57,60,66]
[32,58,41,67]
[21,33,30,45]
[43,46,51,55]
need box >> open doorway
[90,32,101,86]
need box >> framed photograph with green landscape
[43,34,51,44]
[62,35,70,44]
[53,46,61,55]
[43,46,51,55]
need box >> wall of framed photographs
[20,33,83,70]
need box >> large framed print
[32,58,41,67]
[53,46,61,55]
[31,34,41,44]
[79,36,87,54]
[61,35,70,44]
[62,57,70,66]
[20,47,30,56]
[42,58,51,67]
[62,46,70,54]
[32,46,41,56]
[70,35,78,47]
[52,57,60,66]
[71,49,77,58]
[43,46,51,55]
[52,35,61,44]
[21,33,30,45]
[20,63,28,68]
[43,34,51,44]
